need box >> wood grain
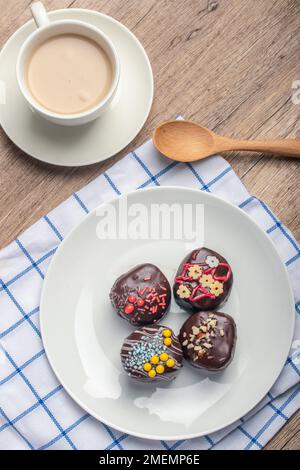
[0,0,299,450]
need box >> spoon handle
[223,138,300,158]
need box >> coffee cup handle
[30,1,50,28]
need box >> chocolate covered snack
[110,264,171,326]
[121,325,183,382]
[173,247,233,312]
[179,311,236,370]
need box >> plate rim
[0,8,154,167]
[40,186,295,440]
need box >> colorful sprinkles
[110,264,171,327]
[124,283,168,316]
[123,328,176,378]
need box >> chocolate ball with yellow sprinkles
[110,264,171,326]
[120,325,183,382]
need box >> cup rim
[16,19,120,121]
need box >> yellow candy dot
[148,369,156,378]
[164,337,172,346]
[143,363,152,372]
[160,353,169,362]
[166,358,175,368]
[150,355,159,364]
[163,329,172,338]
[156,364,165,374]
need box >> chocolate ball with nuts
[179,311,237,371]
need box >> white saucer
[40,187,294,440]
[0,9,153,166]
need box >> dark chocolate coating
[110,264,171,326]
[179,311,236,370]
[173,247,233,312]
[121,325,183,382]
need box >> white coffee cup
[16,2,120,126]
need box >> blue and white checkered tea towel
[0,132,299,450]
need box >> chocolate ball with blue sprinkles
[121,325,183,382]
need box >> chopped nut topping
[200,325,207,332]
[183,332,187,338]
[220,329,225,337]
[192,326,200,335]
[182,339,188,346]
[189,334,195,341]
[209,319,217,328]
[203,342,213,349]
[187,343,194,349]
[210,331,216,337]
[198,349,206,357]
[194,346,202,351]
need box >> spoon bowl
[153,120,300,162]
[153,121,217,161]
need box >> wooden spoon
[153,120,300,162]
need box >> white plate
[40,187,294,440]
[0,9,153,166]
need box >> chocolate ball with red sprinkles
[110,264,171,326]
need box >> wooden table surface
[0,0,299,450]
